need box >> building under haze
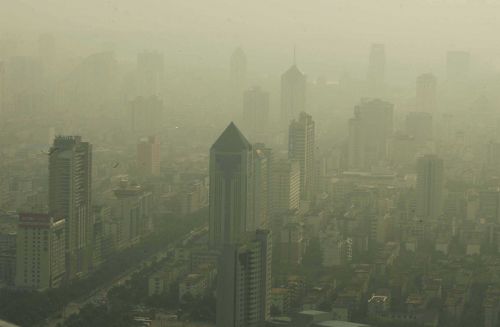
[243,86,270,142]
[281,64,306,130]
[208,122,254,248]
[348,99,393,170]
[288,112,315,201]
[216,229,271,327]
[416,154,444,222]
[137,135,160,177]
[271,159,301,215]
[416,73,437,113]
[49,136,92,279]
[15,213,65,290]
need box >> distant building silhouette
[281,64,306,129]
[416,73,437,113]
[137,135,161,176]
[348,99,393,170]
[416,154,444,222]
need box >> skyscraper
[367,43,386,91]
[288,112,315,201]
[253,147,269,229]
[281,64,306,128]
[348,99,393,170]
[271,159,301,215]
[15,213,65,290]
[243,86,270,142]
[49,136,92,279]
[416,154,444,222]
[216,230,272,327]
[209,122,254,248]
[137,135,161,176]
[416,73,437,113]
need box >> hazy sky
[2,0,500,79]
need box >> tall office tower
[49,136,92,279]
[348,99,394,170]
[281,64,306,129]
[447,51,471,82]
[254,147,269,229]
[416,154,444,222]
[137,135,161,176]
[416,73,437,113]
[271,159,301,215]
[217,230,272,327]
[136,51,164,97]
[367,43,386,90]
[243,86,270,142]
[208,122,254,248]
[405,111,433,145]
[130,95,163,135]
[255,143,273,221]
[15,213,65,290]
[288,112,315,200]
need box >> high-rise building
[367,43,386,90]
[208,122,254,248]
[271,159,301,215]
[112,180,153,249]
[136,51,164,97]
[216,230,272,327]
[447,51,470,82]
[49,136,92,279]
[288,112,315,200]
[130,95,163,135]
[281,65,306,128]
[348,99,393,170]
[15,213,65,290]
[243,86,270,142]
[405,111,433,145]
[137,135,161,177]
[416,155,444,222]
[254,147,269,229]
[416,73,437,113]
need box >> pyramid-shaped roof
[211,122,251,152]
